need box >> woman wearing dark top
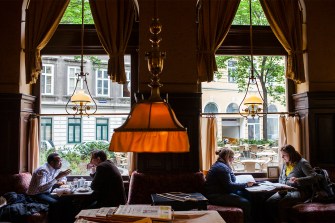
[87,150,126,207]
[266,144,316,222]
[205,148,254,222]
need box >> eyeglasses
[229,156,235,159]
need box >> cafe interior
[0,0,335,222]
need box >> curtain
[89,0,137,83]
[197,0,240,82]
[200,117,217,171]
[25,0,70,84]
[279,115,301,169]
[28,116,40,173]
[127,152,136,175]
[260,0,305,83]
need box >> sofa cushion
[290,203,335,223]
[128,171,206,204]
[0,172,32,195]
[207,205,244,223]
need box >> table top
[240,159,266,163]
[256,151,277,156]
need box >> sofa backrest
[0,172,32,195]
[127,171,205,204]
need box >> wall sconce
[65,0,97,117]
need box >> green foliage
[39,140,115,175]
[61,0,94,24]
[239,138,278,146]
[233,0,269,26]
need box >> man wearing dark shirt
[87,150,126,207]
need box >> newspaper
[114,205,172,221]
[245,181,295,192]
[235,174,256,184]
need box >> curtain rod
[200,111,298,116]
[31,113,130,117]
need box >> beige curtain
[28,116,40,173]
[25,0,70,84]
[89,0,137,83]
[197,0,240,82]
[279,115,301,153]
[260,0,305,83]
[127,152,136,175]
[200,117,217,171]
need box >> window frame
[41,64,54,95]
[67,117,82,144]
[96,68,110,97]
[40,117,53,141]
[67,66,83,95]
[96,118,109,141]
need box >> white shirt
[27,163,64,195]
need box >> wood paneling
[0,93,35,174]
[293,92,335,180]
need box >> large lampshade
[243,95,263,106]
[110,5,189,153]
[71,90,91,104]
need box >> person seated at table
[266,144,317,223]
[27,153,73,223]
[87,150,126,207]
[204,148,254,223]
[27,152,71,204]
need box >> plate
[77,188,90,192]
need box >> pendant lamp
[239,0,267,119]
[65,0,97,117]
[109,1,189,153]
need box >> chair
[115,152,128,168]
[258,157,271,172]
[249,144,258,159]
[242,161,256,172]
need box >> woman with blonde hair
[205,147,254,222]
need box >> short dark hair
[280,144,302,163]
[91,150,107,161]
[47,153,60,164]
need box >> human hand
[56,169,71,180]
[247,181,254,187]
[289,177,298,184]
[87,163,95,170]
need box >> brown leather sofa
[127,171,244,223]
[0,172,47,223]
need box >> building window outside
[226,103,239,113]
[41,118,52,141]
[96,118,109,141]
[68,66,83,95]
[267,104,279,140]
[122,70,131,97]
[248,118,260,140]
[41,64,54,95]
[68,118,81,143]
[96,69,110,96]
[228,60,237,83]
[204,102,219,113]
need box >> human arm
[290,160,317,186]
[216,165,247,192]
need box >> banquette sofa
[127,171,244,223]
[0,172,48,223]
[127,170,335,223]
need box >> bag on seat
[308,167,335,203]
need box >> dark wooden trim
[0,93,36,174]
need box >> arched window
[226,103,239,113]
[268,104,278,113]
[204,102,218,113]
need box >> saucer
[77,187,90,192]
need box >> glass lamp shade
[71,90,92,104]
[110,101,190,153]
[243,95,263,106]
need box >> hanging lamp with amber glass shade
[109,1,189,153]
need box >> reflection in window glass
[204,102,218,113]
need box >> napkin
[53,188,72,196]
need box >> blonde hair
[216,147,235,169]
